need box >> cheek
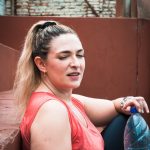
[81,60,85,72]
[48,61,66,74]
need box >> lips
[67,72,80,76]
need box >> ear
[34,56,47,73]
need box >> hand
[120,96,149,114]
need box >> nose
[70,56,80,68]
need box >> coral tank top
[20,92,104,150]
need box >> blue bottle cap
[130,107,138,113]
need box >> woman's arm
[73,94,118,126]
[30,100,72,150]
[72,94,149,127]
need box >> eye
[58,56,67,60]
[77,55,84,58]
[77,53,85,58]
[58,55,69,60]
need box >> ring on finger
[120,96,133,108]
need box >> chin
[72,84,81,89]
[67,83,81,89]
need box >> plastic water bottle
[124,107,150,150]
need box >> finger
[136,97,145,113]
[136,97,149,113]
[142,100,149,113]
[123,106,131,113]
[123,97,141,113]
[121,105,131,115]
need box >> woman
[13,20,149,150]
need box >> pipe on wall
[11,0,15,15]
[0,0,5,15]
[123,0,131,17]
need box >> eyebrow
[57,49,84,54]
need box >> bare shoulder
[30,100,71,150]
[35,100,68,120]
[31,99,70,129]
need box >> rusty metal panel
[137,19,150,102]
[137,19,150,125]
[73,18,138,99]
[0,90,21,150]
[0,16,149,100]
[0,17,138,99]
[0,17,137,98]
[0,43,19,91]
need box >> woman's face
[45,33,85,91]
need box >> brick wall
[5,0,116,17]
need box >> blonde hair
[13,20,76,116]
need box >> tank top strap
[71,97,86,114]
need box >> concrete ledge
[0,90,21,150]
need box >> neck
[41,80,72,102]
